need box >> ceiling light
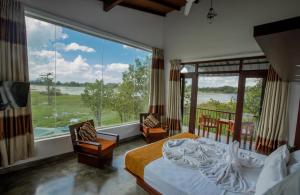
[207,0,217,24]
[296,65,300,67]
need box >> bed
[124,132,267,195]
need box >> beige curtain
[255,66,289,154]
[167,59,182,135]
[148,48,165,116]
[0,0,34,167]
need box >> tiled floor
[0,138,147,195]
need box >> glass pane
[181,64,195,73]
[241,78,263,151]
[182,78,192,132]
[102,40,135,125]
[132,52,152,122]
[54,28,103,130]
[26,16,151,139]
[197,75,238,142]
[26,17,57,139]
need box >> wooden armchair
[198,114,219,138]
[241,122,255,150]
[69,120,119,168]
[140,113,168,143]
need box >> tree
[112,57,151,122]
[81,57,151,125]
[81,80,105,126]
[40,72,54,105]
[244,79,263,117]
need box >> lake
[198,92,237,104]
[31,85,237,104]
[31,85,85,95]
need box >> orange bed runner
[125,132,198,179]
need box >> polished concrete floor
[0,138,147,195]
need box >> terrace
[183,107,258,150]
[180,56,267,151]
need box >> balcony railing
[183,107,259,150]
[196,108,236,121]
[183,107,259,127]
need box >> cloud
[28,49,129,84]
[31,50,62,59]
[103,63,129,83]
[25,16,68,49]
[64,42,95,53]
[29,50,99,82]
[106,63,129,72]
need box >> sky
[25,16,151,84]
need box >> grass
[31,92,134,129]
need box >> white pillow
[262,167,300,195]
[264,145,290,165]
[288,150,300,165]
[255,154,287,195]
[288,162,300,175]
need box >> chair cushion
[79,138,116,155]
[143,114,160,128]
[143,127,166,134]
[78,122,97,142]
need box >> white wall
[21,0,164,49]
[288,82,300,146]
[164,0,300,64]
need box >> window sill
[34,121,139,142]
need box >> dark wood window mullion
[188,64,198,134]
[180,75,185,121]
[233,60,245,141]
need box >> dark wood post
[188,64,198,134]
[180,74,185,121]
[233,60,245,141]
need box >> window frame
[25,9,152,140]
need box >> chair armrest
[96,131,120,144]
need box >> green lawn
[31,92,134,129]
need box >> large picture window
[25,16,151,139]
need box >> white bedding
[144,138,266,195]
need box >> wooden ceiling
[254,16,300,82]
[100,0,189,16]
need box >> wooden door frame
[180,56,268,137]
[180,69,267,138]
[233,69,268,141]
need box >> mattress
[124,132,198,179]
[144,138,267,195]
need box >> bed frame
[125,168,161,195]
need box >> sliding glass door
[180,57,268,149]
[181,76,193,132]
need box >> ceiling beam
[103,0,124,12]
[148,0,181,11]
[120,2,166,16]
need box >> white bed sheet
[144,139,266,195]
